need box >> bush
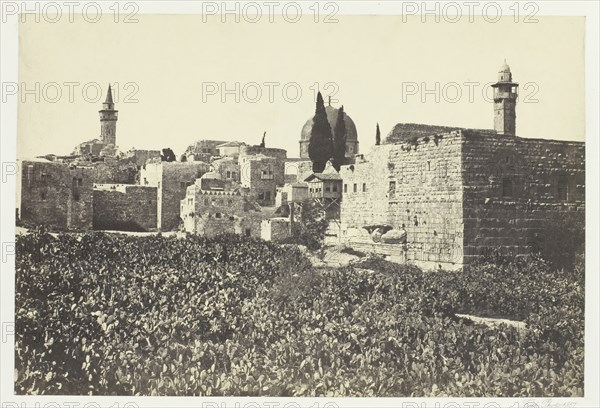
[15,231,584,396]
[281,200,329,250]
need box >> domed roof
[300,105,358,141]
[500,61,511,72]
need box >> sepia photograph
[1,1,598,406]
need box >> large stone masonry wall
[461,131,585,263]
[341,131,465,268]
[19,160,93,230]
[93,185,157,231]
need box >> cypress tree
[332,105,347,171]
[260,131,266,148]
[308,92,333,172]
[376,123,381,146]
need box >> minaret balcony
[493,91,517,100]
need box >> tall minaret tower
[491,61,518,135]
[99,84,118,146]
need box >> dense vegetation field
[15,229,584,396]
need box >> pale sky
[18,15,585,159]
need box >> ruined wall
[93,185,157,231]
[19,160,93,230]
[125,150,161,168]
[185,140,228,157]
[341,132,465,268]
[91,159,138,184]
[461,132,585,263]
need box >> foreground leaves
[15,229,584,396]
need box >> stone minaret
[491,61,518,135]
[99,84,118,145]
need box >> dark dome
[300,105,358,141]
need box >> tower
[491,61,518,135]
[99,84,118,146]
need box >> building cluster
[17,63,585,269]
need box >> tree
[260,131,266,148]
[308,92,333,173]
[161,148,176,162]
[376,123,381,146]
[283,199,329,250]
[332,106,347,171]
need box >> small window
[215,212,222,219]
[353,183,357,193]
[502,177,513,197]
[389,181,396,196]
[344,184,347,193]
[261,166,274,180]
[362,183,367,192]
[245,228,251,237]
[226,171,231,178]
[232,171,237,179]
[204,198,209,205]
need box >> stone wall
[125,149,161,168]
[261,218,291,242]
[93,185,157,231]
[181,189,266,238]
[240,146,286,187]
[340,131,465,269]
[212,158,241,186]
[185,140,227,158]
[341,128,585,269]
[19,160,93,230]
[285,159,313,184]
[239,156,278,206]
[461,131,585,263]
[141,162,210,231]
[91,159,138,184]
